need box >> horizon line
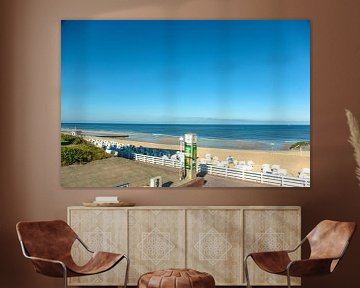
[61,121,310,125]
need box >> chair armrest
[287,258,335,277]
[246,251,291,274]
[26,255,65,266]
[247,250,290,258]
[245,236,306,259]
[25,255,67,278]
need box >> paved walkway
[61,157,272,188]
[61,157,183,188]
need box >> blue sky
[61,20,310,124]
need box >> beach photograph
[61,20,310,188]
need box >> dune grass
[61,134,111,166]
[289,141,310,150]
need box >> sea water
[61,123,310,151]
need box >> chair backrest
[307,220,356,261]
[16,220,77,261]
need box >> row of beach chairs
[87,139,310,179]
[199,153,310,178]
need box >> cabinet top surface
[68,205,301,210]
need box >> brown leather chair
[16,220,129,288]
[244,220,356,288]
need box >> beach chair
[261,164,271,174]
[218,161,229,168]
[236,164,251,171]
[198,158,207,164]
[247,160,254,166]
[226,156,234,164]
[271,164,281,174]
[271,164,280,169]
[278,168,288,176]
[299,168,310,179]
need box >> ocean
[61,123,310,151]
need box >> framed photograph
[61,20,310,188]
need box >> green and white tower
[183,133,197,180]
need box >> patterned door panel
[68,208,127,286]
[128,209,186,284]
[187,209,243,285]
[244,209,301,286]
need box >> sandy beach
[84,136,310,177]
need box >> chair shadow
[162,181,174,187]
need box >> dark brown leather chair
[244,220,356,288]
[16,220,129,288]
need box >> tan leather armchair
[244,220,356,288]
[16,220,129,288]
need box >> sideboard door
[186,209,243,285]
[128,209,186,284]
[243,208,301,286]
[68,208,128,286]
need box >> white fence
[197,164,310,187]
[134,153,182,168]
[119,152,310,187]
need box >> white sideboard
[67,206,301,286]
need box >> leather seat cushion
[138,268,215,288]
